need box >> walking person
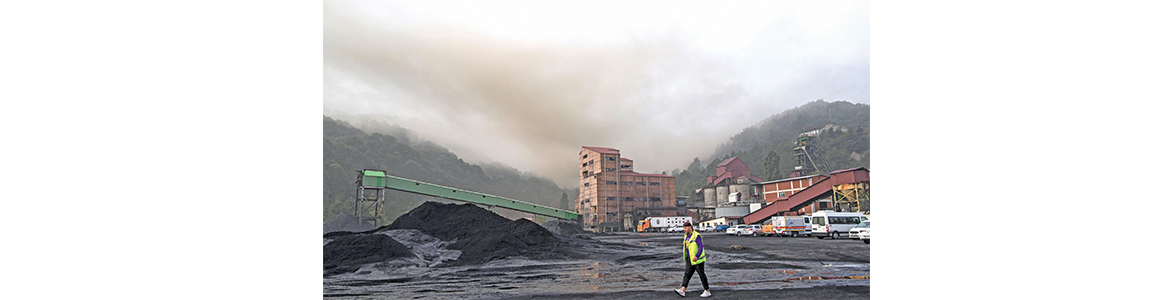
[674,222,711,297]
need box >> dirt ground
[324,231,869,299]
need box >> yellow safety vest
[684,232,707,265]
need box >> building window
[606,197,617,201]
[779,191,785,197]
[638,197,647,201]
[623,197,633,201]
[650,197,661,201]
[584,182,590,187]
[583,154,588,159]
[606,181,617,185]
[605,168,616,172]
[649,182,661,186]
[636,182,646,186]
[621,181,633,186]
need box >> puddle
[712,262,807,270]
[784,275,870,281]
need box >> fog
[324,1,869,188]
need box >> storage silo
[715,185,729,205]
[731,184,751,202]
[703,188,717,208]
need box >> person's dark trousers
[682,262,709,290]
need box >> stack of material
[324,201,578,274]
[386,202,565,265]
[322,233,413,276]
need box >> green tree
[764,150,780,180]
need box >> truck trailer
[636,216,693,232]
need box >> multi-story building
[576,146,681,232]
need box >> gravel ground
[325,231,869,299]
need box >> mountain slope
[324,116,573,224]
[671,100,870,200]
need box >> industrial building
[576,146,688,232]
[690,131,870,226]
[698,157,764,208]
[757,174,828,204]
[741,167,870,224]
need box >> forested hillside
[324,116,574,224]
[670,100,870,200]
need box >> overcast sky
[324,0,869,188]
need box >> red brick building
[577,146,681,232]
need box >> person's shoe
[674,287,685,297]
[700,290,711,297]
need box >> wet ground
[324,231,869,299]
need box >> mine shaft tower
[792,131,833,177]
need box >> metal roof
[830,166,869,174]
[755,174,827,185]
[582,146,620,154]
[717,157,742,167]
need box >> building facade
[576,146,681,232]
[756,174,828,204]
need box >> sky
[324,0,870,188]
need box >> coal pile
[322,213,375,235]
[323,233,414,276]
[386,202,567,265]
[541,218,590,238]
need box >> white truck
[644,216,692,232]
[810,211,868,239]
[768,216,812,237]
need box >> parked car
[700,225,715,232]
[666,226,685,233]
[850,220,870,244]
[738,224,763,236]
[726,225,747,235]
[713,224,730,232]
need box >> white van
[810,211,868,239]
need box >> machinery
[354,169,580,227]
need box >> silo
[731,184,751,202]
[715,185,729,206]
[703,188,717,208]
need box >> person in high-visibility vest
[674,222,711,298]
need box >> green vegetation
[324,116,574,224]
[671,100,870,199]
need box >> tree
[764,150,780,180]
